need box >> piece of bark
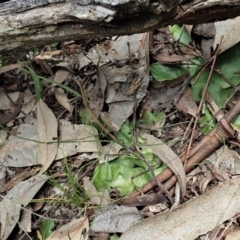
[1,0,240,60]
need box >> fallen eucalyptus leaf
[120,176,240,240]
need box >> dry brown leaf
[175,87,198,117]
[16,90,36,118]
[88,67,107,118]
[214,16,240,53]
[140,132,186,195]
[225,228,240,240]
[101,33,150,131]
[91,205,143,233]
[18,205,32,233]
[0,124,39,167]
[55,88,73,114]
[0,63,21,74]
[83,177,111,207]
[54,69,71,84]
[0,92,22,124]
[0,174,48,240]
[55,119,100,160]
[120,176,240,240]
[97,142,122,164]
[37,99,58,171]
[46,217,89,240]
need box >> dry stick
[184,38,223,165]
[184,51,219,165]
[121,95,240,204]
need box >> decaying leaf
[55,88,73,114]
[46,217,89,240]
[175,87,198,117]
[214,16,240,53]
[0,124,39,167]
[0,174,48,240]
[88,67,107,118]
[100,33,150,131]
[37,99,58,171]
[56,119,100,160]
[140,132,186,195]
[54,69,71,84]
[0,92,22,125]
[120,176,240,240]
[83,177,111,207]
[91,204,143,233]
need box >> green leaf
[40,219,55,240]
[110,235,119,240]
[140,111,166,126]
[199,106,216,135]
[208,82,234,108]
[182,58,203,77]
[190,69,209,102]
[215,42,240,87]
[233,115,240,129]
[80,108,90,124]
[191,43,240,107]
[110,160,121,181]
[130,155,147,169]
[211,72,230,89]
[151,154,163,168]
[150,63,187,81]
[132,167,151,188]
[169,25,191,45]
[116,120,133,147]
[115,155,135,169]
[120,167,133,179]
[33,48,39,56]
[51,42,58,48]
[93,163,112,191]
[142,148,153,162]
[23,66,41,101]
[110,175,135,196]
[154,166,166,175]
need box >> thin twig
[184,39,223,165]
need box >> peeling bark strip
[1,0,240,57]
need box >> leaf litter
[1,17,240,240]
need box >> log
[1,0,240,58]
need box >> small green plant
[47,159,90,209]
[93,120,167,196]
[110,234,119,240]
[93,149,167,196]
[50,42,58,48]
[138,111,166,127]
[169,24,191,45]
[199,105,217,135]
[39,219,55,240]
